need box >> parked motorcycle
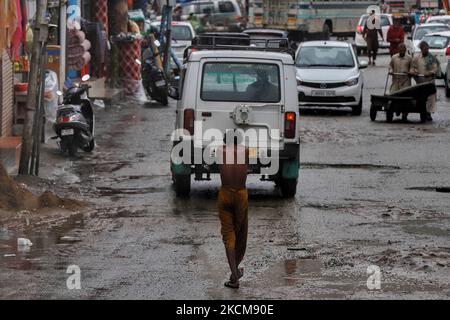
[141,40,169,106]
[53,74,95,157]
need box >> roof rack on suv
[184,34,295,61]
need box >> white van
[169,35,300,198]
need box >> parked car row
[409,16,450,96]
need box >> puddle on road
[302,162,401,170]
[399,219,450,238]
[247,258,360,299]
[49,167,81,184]
[0,213,85,271]
[279,259,323,285]
[95,186,166,196]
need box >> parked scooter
[53,74,95,157]
[141,40,169,106]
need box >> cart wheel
[420,112,427,123]
[370,107,377,121]
[386,111,394,123]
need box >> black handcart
[370,74,437,123]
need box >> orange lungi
[218,187,248,253]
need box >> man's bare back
[218,144,249,189]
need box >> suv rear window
[201,63,280,103]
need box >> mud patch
[369,247,450,270]
[300,127,356,144]
[0,165,84,211]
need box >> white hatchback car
[421,31,450,79]
[355,13,392,55]
[151,21,196,61]
[426,15,450,26]
[295,41,368,115]
[408,23,450,54]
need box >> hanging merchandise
[82,20,107,78]
[0,0,19,55]
[11,0,23,59]
[44,70,59,122]
[24,23,33,53]
[67,29,91,71]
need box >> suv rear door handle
[202,112,212,117]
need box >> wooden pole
[162,4,173,77]
[35,55,48,176]
[19,0,49,175]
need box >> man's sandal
[224,280,239,289]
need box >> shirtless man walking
[217,133,249,289]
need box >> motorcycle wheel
[81,139,95,152]
[68,143,78,157]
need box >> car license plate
[155,80,166,87]
[312,90,335,97]
[61,129,74,136]
[249,147,258,158]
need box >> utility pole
[160,1,174,77]
[19,0,49,175]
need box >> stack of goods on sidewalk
[67,29,91,71]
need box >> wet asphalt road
[1,53,450,299]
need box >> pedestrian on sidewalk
[387,18,405,56]
[389,43,413,121]
[410,41,439,121]
[217,132,249,289]
[363,10,384,66]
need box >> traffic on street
[0,0,449,302]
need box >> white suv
[296,41,368,115]
[169,36,300,198]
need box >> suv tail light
[356,25,363,34]
[184,109,195,135]
[284,112,296,139]
[235,15,242,22]
[446,47,450,56]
